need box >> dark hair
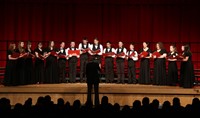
[106,41,111,44]
[60,41,65,44]
[157,42,164,49]
[143,41,149,46]
[130,43,134,46]
[27,41,31,45]
[184,44,191,53]
[8,43,16,52]
[94,37,98,41]
[37,42,42,46]
[83,37,88,40]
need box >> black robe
[3,50,17,86]
[16,48,26,85]
[167,52,178,86]
[153,49,167,85]
[25,48,34,84]
[44,47,59,83]
[139,48,152,84]
[180,51,195,88]
[34,48,45,84]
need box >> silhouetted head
[24,98,32,107]
[151,99,159,109]
[192,97,200,106]
[73,99,81,110]
[101,96,109,105]
[121,105,131,112]
[44,95,52,105]
[36,96,45,106]
[172,97,181,106]
[14,103,23,111]
[0,97,11,111]
[57,98,65,106]
[142,97,150,106]
[113,103,120,112]
[64,101,71,110]
[44,95,51,100]
[162,101,171,110]
[132,100,141,109]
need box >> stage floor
[0,83,200,107]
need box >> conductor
[85,58,101,107]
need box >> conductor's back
[86,61,101,106]
[86,61,101,84]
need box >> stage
[0,83,200,107]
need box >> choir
[3,40,195,88]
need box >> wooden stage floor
[1,83,200,107]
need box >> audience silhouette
[0,95,200,117]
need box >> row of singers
[3,38,195,88]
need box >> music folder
[152,52,161,58]
[139,51,148,58]
[68,50,80,55]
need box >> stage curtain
[0,0,200,68]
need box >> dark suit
[116,47,125,83]
[127,50,137,84]
[68,47,78,83]
[104,48,114,83]
[91,44,101,64]
[80,43,89,82]
[58,49,67,83]
[86,61,101,106]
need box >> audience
[0,95,200,117]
